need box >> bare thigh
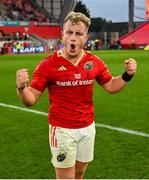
[55,165,75,179]
[55,161,88,179]
[75,161,88,179]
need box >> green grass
[0,50,149,178]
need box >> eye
[75,32,83,36]
[65,30,73,35]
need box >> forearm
[102,57,137,94]
[102,71,134,93]
[106,75,128,93]
[17,87,38,106]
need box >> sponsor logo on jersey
[56,79,94,87]
[84,61,93,70]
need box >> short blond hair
[64,11,91,31]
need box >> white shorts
[49,122,96,168]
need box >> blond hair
[64,11,91,31]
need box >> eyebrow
[63,30,86,35]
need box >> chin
[70,52,79,57]
[68,49,77,55]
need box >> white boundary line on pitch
[0,102,149,138]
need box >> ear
[84,34,89,44]
[61,31,64,39]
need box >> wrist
[16,85,26,91]
[122,71,134,82]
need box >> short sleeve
[29,70,48,92]
[96,64,112,85]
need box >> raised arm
[102,58,137,93]
[16,69,42,106]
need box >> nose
[70,33,77,41]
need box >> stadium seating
[0,0,77,39]
[0,0,77,54]
[120,22,149,49]
[0,0,50,22]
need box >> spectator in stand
[6,32,11,41]
[1,42,8,54]
[0,30,5,40]
[98,39,102,49]
[15,32,20,40]
[15,0,22,12]
[12,32,16,41]
[23,32,29,40]
[23,41,30,51]
[94,39,99,50]
[16,42,22,54]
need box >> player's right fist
[16,69,29,89]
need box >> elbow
[20,95,38,107]
[23,102,34,107]
[108,91,117,94]
[24,103,33,107]
[105,88,121,94]
[22,99,36,107]
[107,91,117,94]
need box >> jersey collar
[57,49,86,66]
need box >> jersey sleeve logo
[84,61,93,70]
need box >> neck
[62,48,84,64]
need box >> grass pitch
[0,50,149,179]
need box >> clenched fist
[16,69,29,89]
[124,58,137,76]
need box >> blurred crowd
[0,0,49,22]
[0,30,29,41]
[0,29,31,54]
[85,39,121,50]
[1,40,37,55]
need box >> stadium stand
[0,0,77,54]
[100,21,147,49]
[0,0,50,22]
[34,0,77,24]
[120,22,149,49]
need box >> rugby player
[16,11,137,179]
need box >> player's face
[62,20,89,57]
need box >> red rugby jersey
[30,50,112,128]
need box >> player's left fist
[124,58,137,76]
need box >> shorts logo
[84,61,93,70]
[57,152,67,162]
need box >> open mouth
[70,44,76,51]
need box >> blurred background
[0,0,149,55]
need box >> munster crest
[84,61,93,70]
